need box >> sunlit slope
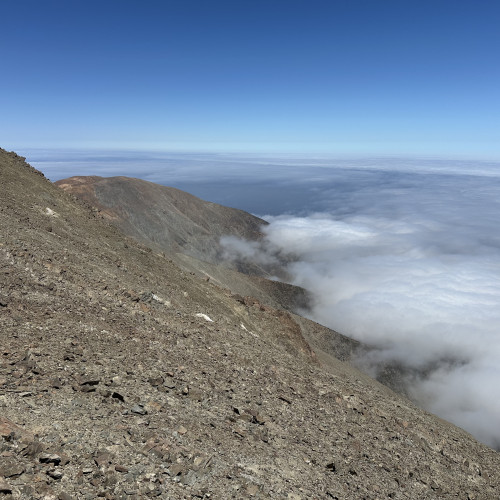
[0,148,499,499]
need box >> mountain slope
[1,148,500,499]
[54,173,356,362]
[55,175,268,272]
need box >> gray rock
[0,459,25,478]
[47,468,64,480]
[0,479,12,494]
[39,453,62,465]
[130,404,147,415]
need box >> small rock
[195,313,213,322]
[80,384,97,393]
[326,462,336,472]
[246,484,259,496]
[0,458,25,478]
[115,464,129,473]
[39,453,62,465]
[131,404,147,415]
[177,425,187,435]
[111,391,125,402]
[78,375,100,386]
[47,468,63,480]
[0,479,12,494]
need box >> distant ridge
[56,175,266,269]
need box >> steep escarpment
[1,148,500,499]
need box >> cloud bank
[220,163,500,449]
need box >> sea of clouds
[221,159,500,449]
[28,149,500,448]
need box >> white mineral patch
[44,207,59,217]
[195,313,213,322]
[152,294,171,306]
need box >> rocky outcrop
[1,148,500,499]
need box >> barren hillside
[55,175,268,274]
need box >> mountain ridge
[55,175,269,274]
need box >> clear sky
[1,0,499,157]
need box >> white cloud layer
[219,165,500,449]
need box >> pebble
[47,468,64,480]
[131,404,147,415]
[39,453,62,465]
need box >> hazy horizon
[2,1,499,158]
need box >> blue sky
[1,0,499,157]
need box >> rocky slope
[52,174,408,393]
[54,174,356,361]
[1,148,500,499]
